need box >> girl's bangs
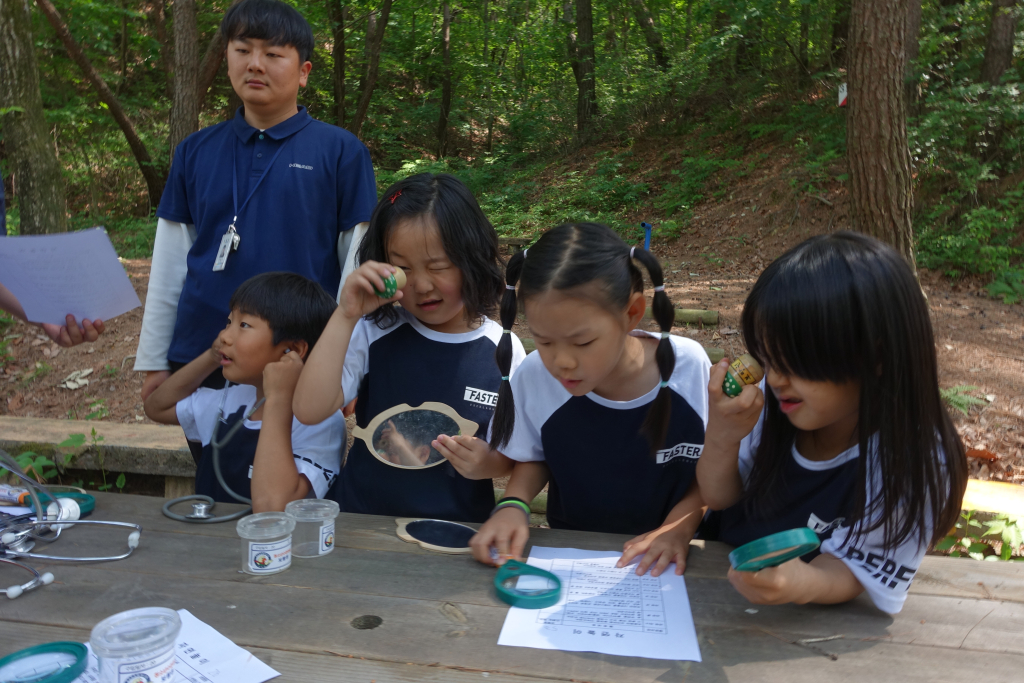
[744,252,866,384]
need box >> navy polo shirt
[157,106,377,364]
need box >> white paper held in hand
[497,547,701,661]
[73,608,280,683]
[0,227,142,325]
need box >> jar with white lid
[89,606,181,683]
[285,499,340,557]
[236,512,295,575]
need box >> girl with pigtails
[470,223,711,577]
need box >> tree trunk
[351,0,392,139]
[0,0,68,233]
[831,0,850,68]
[117,0,129,94]
[437,1,452,158]
[35,0,165,206]
[574,0,597,136]
[736,15,763,74]
[628,0,668,69]
[981,0,1018,85]
[905,0,921,103]
[847,0,915,268]
[329,0,346,127]
[196,0,242,112]
[169,0,200,160]
[145,0,173,98]
[799,2,811,88]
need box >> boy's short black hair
[229,272,336,352]
[221,0,315,63]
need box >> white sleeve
[175,387,222,444]
[291,412,345,498]
[340,318,371,405]
[134,219,196,371]
[821,457,932,614]
[337,221,369,302]
[499,355,561,463]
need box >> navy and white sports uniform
[711,408,936,613]
[177,384,344,503]
[501,332,710,535]
[332,308,526,521]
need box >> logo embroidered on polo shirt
[289,163,314,170]
[464,386,498,408]
[655,442,703,464]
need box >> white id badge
[213,231,234,271]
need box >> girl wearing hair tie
[472,222,711,577]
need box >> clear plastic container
[236,512,295,575]
[90,606,181,683]
[285,499,340,558]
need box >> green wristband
[492,499,531,520]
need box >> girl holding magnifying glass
[294,173,526,523]
[472,222,711,577]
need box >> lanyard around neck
[231,134,291,228]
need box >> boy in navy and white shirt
[135,0,377,434]
[144,273,344,511]
[502,332,710,535]
[334,307,526,522]
[708,405,934,614]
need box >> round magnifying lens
[728,527,821,572]
[0,642,88,683]
[494,560,562,609]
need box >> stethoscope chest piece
[0,641,88,682]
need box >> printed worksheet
[497,547,701,661]
[0,228,141,325]
[74,609,279,683]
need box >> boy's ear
[299,60,312,87]
[280,339,310,361]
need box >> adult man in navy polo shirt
[135,0,377,413]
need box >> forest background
[0,0,1021,293]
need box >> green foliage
[21,361,51,386]
[937,510,1024,562]
[939,385,988,416]
[102,363,120,378]
[987,269,1024,305]
[84,398,110,421]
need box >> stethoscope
[0,450,143,599]
[162,385,266,524]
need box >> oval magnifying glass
[0,642,88,683]
[494,560,562,609]
[728,527,821,572]
[395,518,476,554]
[353,402,478,469]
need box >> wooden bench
[498,236,531,252]
[0,416,195,498]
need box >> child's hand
[432,434,502,479]
[707,359,764,447]
[617,519,694,577]
[338,261,404,321]
[727,557,810,605]
[470,507,530,566]
[263,349,304,400]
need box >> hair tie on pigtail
[502,329,511,334]
[630,246,636,259]
[653,285,665,292]
[501,376,510,381]
[660,332,670,339]
[659,380,669,388]
[522,248,528,258]
[506,284,516,290]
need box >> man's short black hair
[229,272,336,353]
[221,0,315,63]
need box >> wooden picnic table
[2,492,1023,682]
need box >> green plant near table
[940,385,987,416]
[935,510,1024,561]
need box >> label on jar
[114,644,175,682]
[319,522,335,555]
[248,536,291,572]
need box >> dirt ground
[2,174,1022,484]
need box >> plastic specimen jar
[89,606,181,683]
[236,512,295,575]
[285,499,340,558]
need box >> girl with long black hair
[471,223,711,577]
[697,232,967,613]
